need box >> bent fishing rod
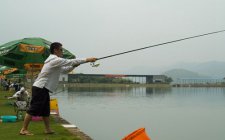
[89,30,225,67]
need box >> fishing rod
[90,30,225,67]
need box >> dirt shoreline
[52,114,93,140]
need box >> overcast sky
[0,0,225,74]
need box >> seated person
[9,81,21,92]
[8,87,30,110]
[8,87,30,101]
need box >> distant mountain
[124,61,225,79]
[163,69,210,82]
[168,61,225,78]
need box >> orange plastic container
[50,98,59,114]
[50,98,58,110]
[122,128,151,140]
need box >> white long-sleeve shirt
[33,54,86,92]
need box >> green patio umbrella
[0,37,75,71]
[0,65,26,75]
[0,65,25,79]
[0,66,18,75]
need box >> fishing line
[50,90,65,96]
[89,30,225,67]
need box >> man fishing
[19,42,96,135]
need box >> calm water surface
[53,87,225,140]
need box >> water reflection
[146,87,172,95]
[173,87,225,97]
[55,86,225,105]
[68,86,133,92]
[58,86,225,98]
[67,86,172,97]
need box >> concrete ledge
[62,124,77,128]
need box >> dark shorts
[27,86,50,117]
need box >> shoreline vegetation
[24,82,225,90]
[65,83,171,88]
[59,83,225,88]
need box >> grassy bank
[0,89,81,140]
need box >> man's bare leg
[43,116,54,134]
[20,113,33,135]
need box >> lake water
[53,87,225,140]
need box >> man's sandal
[19,130,34,136]
[44,130,55,134]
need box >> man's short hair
[50,42,62,54]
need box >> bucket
[122,128,151,140]
[1,116,17,123]
[50,98,58,110]
[50,98,59,114]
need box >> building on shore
[63,73,169,84]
